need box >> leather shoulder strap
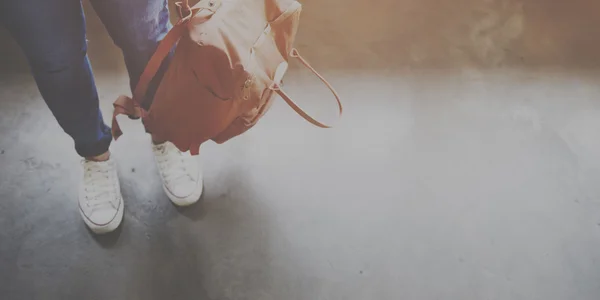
[132,0,222,105]
[111,20,188,139]
[111,0,222,139]
[132,22,188,104]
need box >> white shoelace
[83,161,118,210]
[154,144,193,185]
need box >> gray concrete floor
[2,0,600,299]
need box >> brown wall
[1,0,600,72]
[295,0,600,70]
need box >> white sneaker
[79,156,124,234]
[152,141,203,206]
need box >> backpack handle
[270,48,343,128]
[176,0,221,20]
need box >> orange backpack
[111,0,342,155]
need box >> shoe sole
[79,196,124,234]
[163,178,203,207]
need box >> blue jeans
[0,0,172,157]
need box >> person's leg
[91,0,203,206]
[0,0,124,233]
[89,0,172,110]
[0,0,111,159]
